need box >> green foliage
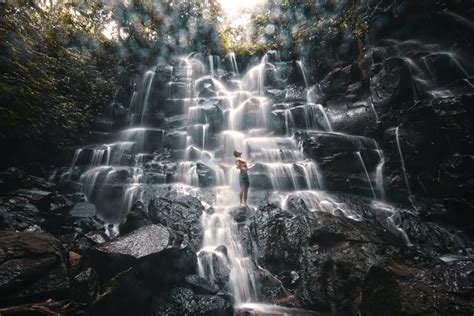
[0,5,117,167]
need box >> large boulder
[0,232,70,307]
[88,224,196,293]
[148,195,204,251]
[252,204,474,314]
[296,131,382,197]
[119,201,152,235]
[0,202,44,232]
[91,268,152,316]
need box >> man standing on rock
[234,150,254,207]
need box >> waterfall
[228,52,239,75]
[296,60,310,88]
[355,151,377,199]
[198,207,258,303]
[395,126,412,196]
[56,52,419,313]
[141,69,156,125]
[375,149,386,200]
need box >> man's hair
[233,150,241,157]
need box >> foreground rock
[252,204,474,315]
[0,231,70,307]
[148,195,204,251]
[91,268,152,316]
[153,287,233,316]
[88,224,196,291]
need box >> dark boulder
[296,131,382,197]
[184,274,220,295]
[251,203,474,314]
[381,95,474,209]
[69,202,97,218]
[91,268,152,316]
[57,180,84,194]
[6,189,52,212]
[48,194,74,212]
[196,163,218,187]
[62,230,109,256]
[0,202,45,232]
[370,57,420,110]
[153,287,233,316]
[231,206,254,223]
[148,195,203,251]
[88,224,196,292]
[73,267,100,304]
[0,231,70,307]
[197,249,231,290]
[119,201,152,235]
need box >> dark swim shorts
[239,171,250,188]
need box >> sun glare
[216,0,266,48]
[217,0,265,14]
[217,0,266,27]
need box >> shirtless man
[234,150,254,207]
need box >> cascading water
[355,151,377,199]
[395,126,412,195]
[296,60,310,88]
[57,51,418,314]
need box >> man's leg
[239,187,244,206]
[243,187,249,206]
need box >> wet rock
[153,287,233,316]
[0,167,29,191]
[85,230,109,244]
[0,299,89,315]
[359,261,474,316]
[69,202,97,218]
[91,268,152,316]
[316,65,354,102]
[370,57,419,109]
[381,95,474,210]
[63,231,109,256]
[73,268,100,304]
[254,268,289,304]
[185,274,220,295]
[284,86,306,101]
[254,204,310,272]
[0,231,70,306]
[119,201,152,235]
[120,128,165,153]
[252,203,474,314]
[196,163,218,187]
[88,224,196,292]
[65,192,88,203]
[57,213,105,235]
[231,206,254,223]
[0,202,45,232]
[57,180,83,194]
[148,196,203,251]
[166,131,188,150]
[296,131,381,196]
[248,170,273,190]
[197,250,231,290]
[48,194,74,212]
[7,189,53,212]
